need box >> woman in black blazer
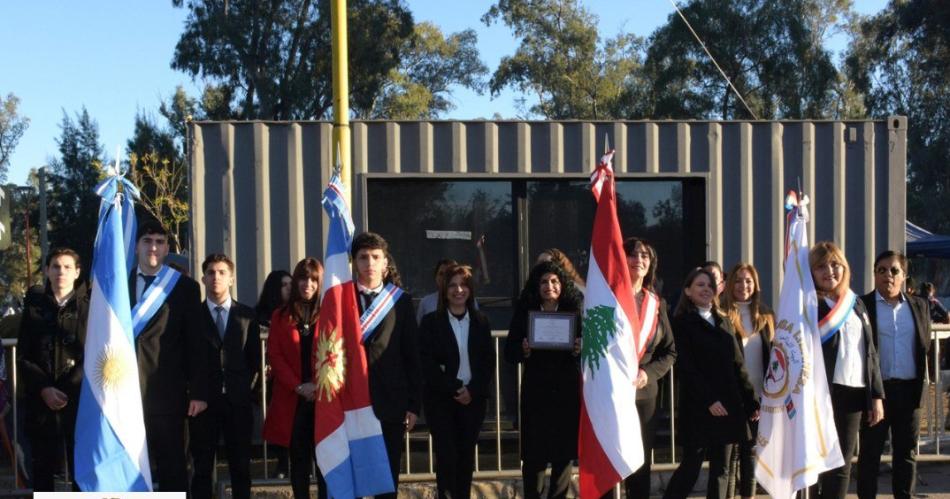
[808,242,884,499]
[721,263,774,499]
[504,261,583,499]
[420,264,494,499]
[618,237,676,499]
[665,268,758,499]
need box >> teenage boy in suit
[190,253,261,499]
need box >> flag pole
[331,0,351,206]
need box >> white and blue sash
[359,283,404,343]
[819,289,857,344]
[131,265,182,337]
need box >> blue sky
[1,1,887,185]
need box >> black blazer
[818,296,885,410]
[199,300,261,407]
[860,291,931,408]
[419,308,494,402]
[358,290,423,423]
[637,299,676,401]
[672,310,757,446]
[17,283,89,430]
[130,273,209,415]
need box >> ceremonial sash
[359,283,404,343]
[635,291,660,361]
[131,265,182,338]
[818,289,857,344]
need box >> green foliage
[47,108,105,268]
[0,182,43,300]
[642,0,845,119]
[0,93,31,182]
[366,22,488,119]
[845,0,950,232]
[582,304,617,374]
[171,0,414,120]
[128,152,190,253]
[483,0,646,119]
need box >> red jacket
[262,309,309,446]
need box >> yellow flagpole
[330,0,351,204]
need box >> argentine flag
[74,172,152,491]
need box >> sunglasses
[875,266,902,276]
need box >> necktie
[141,274,157,294]
[362,291,378,309]
[215,305,226,340]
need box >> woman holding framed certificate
[505,260,583,499]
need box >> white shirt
[743,333,765,398]
[207,295,233,328]
[698,306,714,325]
[875,291,917,380]
[447,310,472,385]
[736,301,754,336]
[827,297,866,388]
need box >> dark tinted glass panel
[526,179,704,305]
[366,180,516,307]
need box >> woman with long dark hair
[808,242,883,499]
[262,258,327,499]
[664,268,758,499]
[617,237,676,499]
[505,261,582,499]
[420,264,494,499]
[256,270,292,327]
[721,263,774,499]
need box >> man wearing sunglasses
[857,250,931,499]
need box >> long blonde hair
[721,262,774,340]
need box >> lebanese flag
[314,173,394,498]
[579,150,645,498]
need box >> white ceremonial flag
[755,193,843,498]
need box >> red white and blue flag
[314,172,394,498]
[579,149,645,498]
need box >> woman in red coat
[262,257,326,499]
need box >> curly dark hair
[517,261,582,312]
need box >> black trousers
[189,394,253,499]
[811,384,864,499]
[145,413,188,492]
[428,397,486,499]
[662,443,734,499]
[857,379,921,499]
[735,420,758,498]
[623,396,657,499]
[374,419,406,499]
[522,459,573,499]
[27,408,77,492]
[289,398,326,499]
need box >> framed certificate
[528,311,576,350]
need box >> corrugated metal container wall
[188,118,907,305]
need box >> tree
[171,0,414,120]
[642,0,846,119]
[362,22,488,119]
[47,108,104,268]
[845,0,950,232]
[0,179,42,300]
[483,0,646,119]
[0,93,30,182]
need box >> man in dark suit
[351,232,423,499]
[857,250,931,499]
[131,220,208,491]
[190,253,260,499]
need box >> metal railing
[4,324,950,490]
